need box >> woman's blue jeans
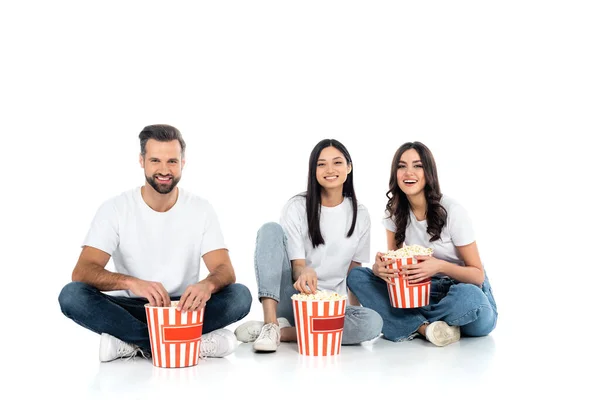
[254,222,383,344]
[347,266,497,341]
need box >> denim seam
[258,292,280,303]
[447,304,494,326]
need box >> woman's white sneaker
[235,317,291,343]
[425,321,460,347]
[252,323,281,352]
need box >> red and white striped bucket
[383,257,431,308]
[292,298,346,356]
[145,302,204,368]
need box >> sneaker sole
[253,343,278,352]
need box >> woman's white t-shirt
[281,195,371,295]
[382,195,475,267]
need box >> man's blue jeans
[58,281,252,352]
[254,222,383,344]
[347,266,497,341]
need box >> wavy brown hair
[386,142,447,247]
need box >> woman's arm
[386,229,399,251]
[291,259,318,294]
[439,241,485,286]
[347,261,362,305]
[413,241,484,286]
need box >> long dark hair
[303,139,358,248]
[386,142,447,247]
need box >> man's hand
[293,267,318,294]
[177,281,212,312]
[128,278,171,307]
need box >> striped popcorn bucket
[383,257,431,308]
[144,302,204,368]
[292,298,346,356]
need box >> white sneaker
[235,317,291,343]
[253,323,281,352]
[99,333,142,362]
[425,321,461,347]
[200,329,238,358]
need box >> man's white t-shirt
[382,195,475,267]
[83,187,227,297]
[281,195,371,295]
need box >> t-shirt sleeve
[447,201,476,246]
[280,199,305,261]
[382,209,396,232]
[82,199,119,255]
[353,207,371,264]
[200,202,227,255]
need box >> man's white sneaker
[235,317,291,343]
[253,323,281,352]
[99,333,142,362]
[234,320,264,343]
[425,321,461,347]
[200,329,238,358]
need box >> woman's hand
[372,252,398,284]
[404,255,441,283]
[293,267,318,294]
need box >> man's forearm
[202,264,236,293]
[72,263,135,291]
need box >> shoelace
[258,324,278,342]
[200,336,218,359]
[117,344,147,361]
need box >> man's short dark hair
[139,124,186,157]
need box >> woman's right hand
[293,267,318,294]
[372,252,398,284]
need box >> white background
[1,0,598,397]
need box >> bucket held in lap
[383,245,433,308]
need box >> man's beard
[145,174,181,194]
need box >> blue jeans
[347,267,497,341]
[58,281,252,352]
[254,222,383,344]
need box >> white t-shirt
[382,195,475,267]
[83,187,227,297]
[281,195,371,295]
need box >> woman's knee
[257,222,284,241]
[450,283,488,307]
[347,266,372,289]
[460,307,497,337]
[344,306,383,343]
[364,308,384,340]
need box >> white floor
[18,310,590,400]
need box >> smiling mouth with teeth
[403,180,417,184]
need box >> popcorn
[291,290,348,301]
[383,244,433,258]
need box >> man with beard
[58,124,252,362]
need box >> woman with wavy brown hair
[347,141,497,346]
